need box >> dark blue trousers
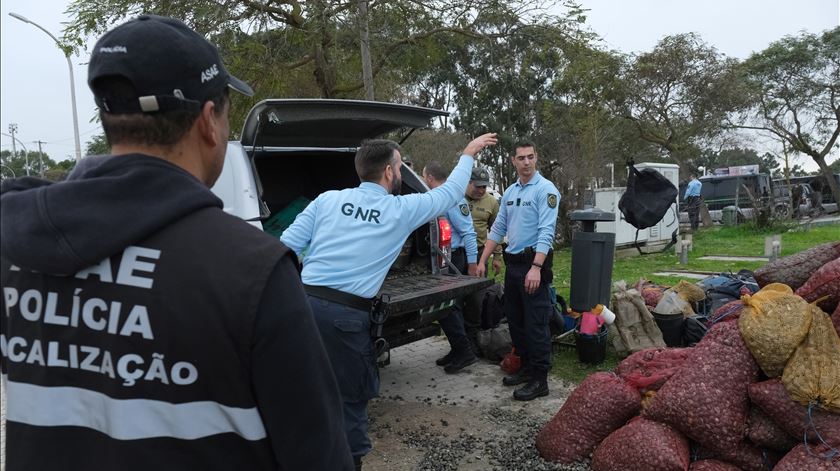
[439,248,472,354]
[503,258,553,376]
[307,295,379,459]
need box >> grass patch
[551,343,620,385]
[550,223,840,303]
[547,222,839,384]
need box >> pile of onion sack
[536,243,840,470]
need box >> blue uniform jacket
[684,179,702,199]
[446,198,478,264]
[489,171,560,255]
[281,155,474,298]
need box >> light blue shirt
[684,178,702,199]
[281,155,474,298]
[489,171,560,255]
[446,198,478,264]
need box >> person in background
[684,173,702,231]
[809,177,825,216]
[1,15,352,471]
[790,183,804,219]
[463,165,504,353]
[477,140,559,401]
[467,166,503,276]
[422,160,479,374]
[281,133,497,469]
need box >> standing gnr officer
[684,173,702,231]
[477,140,559,401]
[281,134,497,470]
[422,161,479,374]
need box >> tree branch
[241,0,304,28]
[284,53,314,69]
[331,26,491,95]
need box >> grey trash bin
[569,208,616,313]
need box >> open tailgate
[240,99,448,148]
[380,274,494,315]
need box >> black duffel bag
[619,161,679,230]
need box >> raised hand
[463,133,498,158]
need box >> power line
[40,127,100,144]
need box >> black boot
[435,350,455,366]
[502,368,531,386]
[444,349,478,374]
[354,456,362,471]
[465,323,484,359]
[513,377,549,401]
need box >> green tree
[44,160,77,181]
[400,129,471,177]
[0,149,68,180]
[739,27,840,206]
[85,133,110,155]
[63,0,585,135]
[544,44,659,242]
[620,34,748,167]
[441,20,585,191]
[789,165,810,177]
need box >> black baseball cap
[88,15,253,114]
[470,166,490,186]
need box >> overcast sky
[2,0,839,166]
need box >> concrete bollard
[679,239,690,265]
[764,235,782,261]
[770,240,781,262]
[675,234,693,256]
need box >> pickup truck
[210,99,493,358]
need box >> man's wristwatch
[532,262,543,269]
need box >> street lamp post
[9,12,82,162]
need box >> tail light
[437,217,452,269]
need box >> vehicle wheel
[773,203,791,219]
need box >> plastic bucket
[652,312,685,347]
[563,314,577,333]
[600,306,616,325]
[576,327,608,364]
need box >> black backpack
[695,270,759,317]
[619,162,679,230]
[480,283,506,330]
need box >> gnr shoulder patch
[459,203,470,216]
[547,193,558,209]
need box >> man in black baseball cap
[1,15,353,471]
[88,14,253,114]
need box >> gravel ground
[365,398,592,471]
[360,335,592,471]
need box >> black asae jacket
[1,154,352,471]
